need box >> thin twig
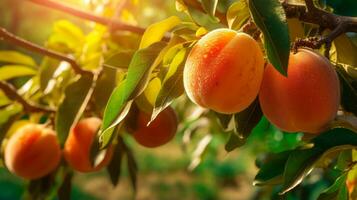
[28,0,145,34]
[0,81,55,114]
[283,0,357,46]
[0,27,91,75]
[283,0,357,56]
[28,0,171,41]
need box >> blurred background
[0,0,340,199]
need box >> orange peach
[132,107,178,148]
[183,28,264,114]
[4,124,61,179]
[64,117,112,172]
[259,48,340,133]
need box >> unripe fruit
[64,117,112,172]
[132,107,178,148]
[4,124,61,179]
[259,49,340,133]
[183,28,264,114]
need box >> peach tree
[0,0,357,199]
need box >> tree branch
[0,27,91,75]
[28,0,145,34]
[283,0,357,57]
[0,81,55,114]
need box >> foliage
[0,0,357,199]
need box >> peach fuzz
[64,117,112,172]
[259,48,340,133]
[4,124,61,179]
[133,107,178,148]
[183,28,264,114]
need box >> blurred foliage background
[0,0,350,199]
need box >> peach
[132,107,178,148]
[64,117,112,172]
[259,48,340,133]
[183,28,264,114]
[4,124,61,179]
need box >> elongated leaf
[151,48,187,122]
[0,104,22,145]
[225,132,246,152]
[201,0,218,17]
[104,51,133,69]
[56,74,94,146]
[334,34,357,67]
[57,170,73,200]
[0,65,37,80]
[187,6,222,30]
[215,112,233,131]
[126,145,138,193]
[254,151,291,186]
[0,91,10,107]
[287,18,304,41]
[100,42,166,148]
[0,51,36,66]
[281,128,357,194]
[92,67,117,114]
[48,20,84,52]
[317,174,348,200]
[39,57,60,92]
[107,137,125,186]
[234,98,262,138]
[336,67,357,116]
[249,0,290,75]
[140,16,181,49]
[226,1,250,30]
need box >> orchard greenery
[0,0,357,199]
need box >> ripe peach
[4,124,61,179]
[132,107,178,148]
[183,28,264,114]
[64,117,112,172]
[259,48,340,133]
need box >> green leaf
[151,47,187,122]
[226,1,250,30]
[0,65,37,81]
[126,145,138,193]
[225,132,246,152]
[139,16,181,49]
[225,102,264,153]
[187,6,222,30]
[38,57,60,93]
[281,128,357,194]
[100,42,166,148]
[254,151,291,186]
[281,147,322,194]
[201,0,218,17]
[336,67,357,116]
[104,51,134,69]
[0,91,10,107]
[249,0,290,75]
[287,18,304,41]
[334,34,357,67]
[92,67,117,114]
[106,137,125,186]
[55,74,94,146]
[317,174,348,200]
[214,112,233,131]
[57,169,73,200]
[0,104,22,145]
[0,51,36,67]
[48,20,84,52]
[234,98,262,138]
